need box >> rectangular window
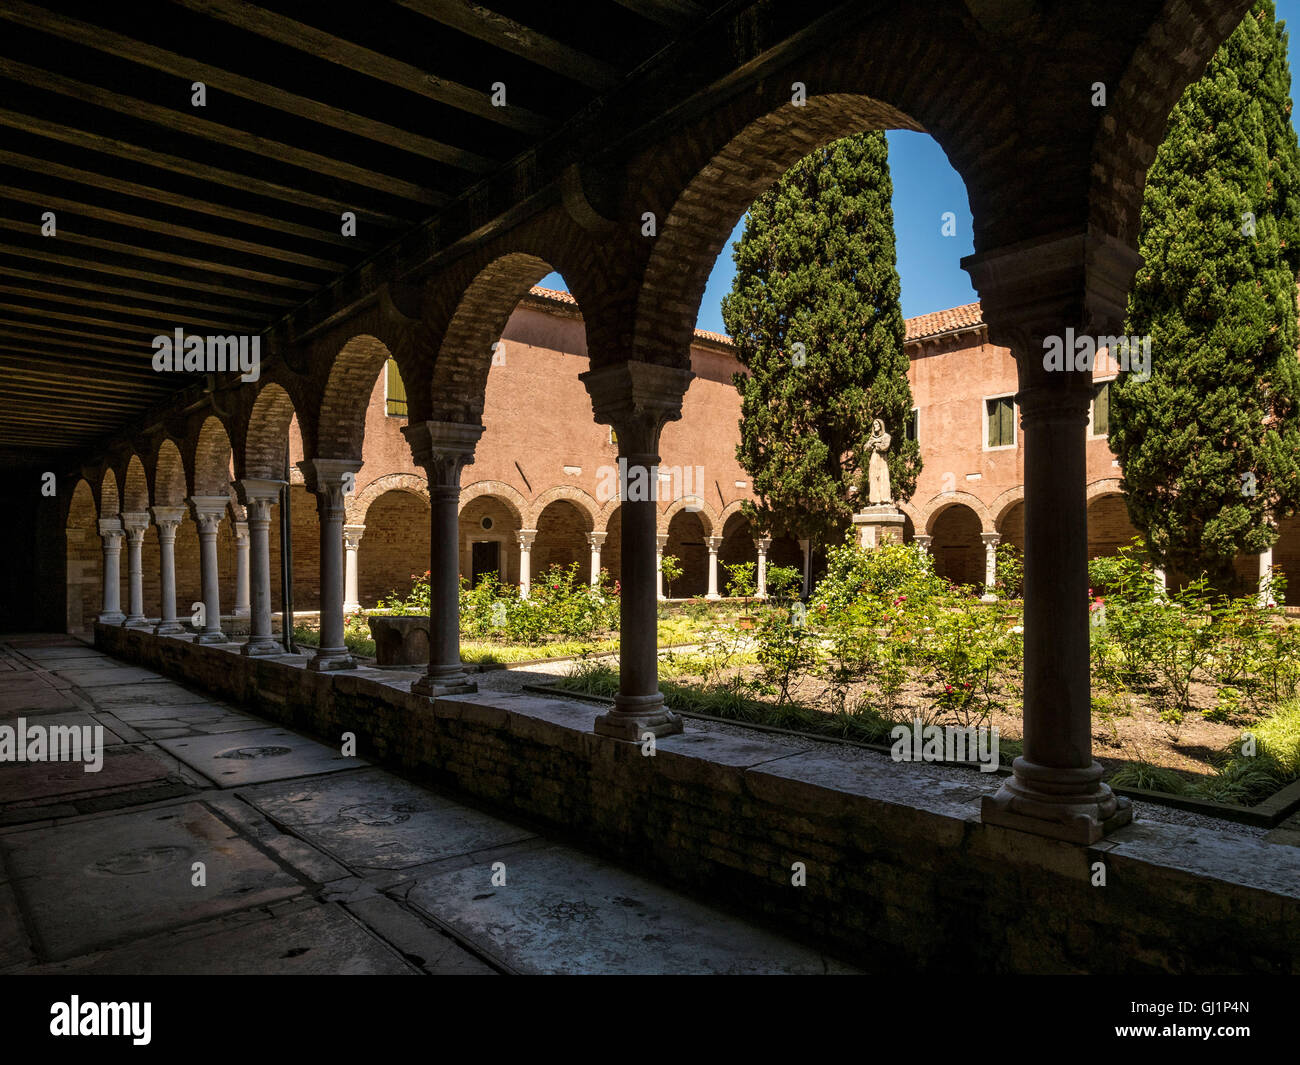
[1091,380,1111,437]
[986,396,1015,448]
[385,358,408,418]
[905,408,919,443]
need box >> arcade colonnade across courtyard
[55,0,1259,846]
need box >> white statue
[866,418,892,504]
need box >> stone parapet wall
[97,623,1300,974]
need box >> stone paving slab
[0,678,82,715]
[344,894,497,974]
[23,901,417,975]
[0,748,174,804]
[405,843,859,975]
[109,702,265,739]
[2,801,304,960]
[85,682,217,708]
[55,666,174,687]
[243,768,536,870]
[157,726,360,788]
[0,877,35,971]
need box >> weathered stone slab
[157,727,360,788]
[1108,821,1300,899]
[405,843,859,975]
[85,683,213,707]
[0,679,80,715]
[0,749,173,804]
[243,768,536,870]
[345,895,497,974]
[55,666,167,687]
[2,802,302,960]
[0,877,35,971]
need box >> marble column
[402,421,483,697]
[655,533,667,601]
[580,360,692,741]
[587,531,606,587]
[914,535,933,555]
[97,518,124,624]
[188,496,228,643]
[517,529,537,598]
[298,459,362,671]
[343,524,365,614]
[964,227,1134,844]
[235,479,285,656]
[980,532,1000,604]
[798,538,811,599]
[233,520,251,618]
[755,537,770,599]
[120,512,149,626]
[705,535,722,600]
[150,506,186,635]
[1259,545,1275,608]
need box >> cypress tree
[1110,0,1300,588]
[721,131,919,550]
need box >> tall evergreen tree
[721,131,919,550]
[1110,0,1300,587]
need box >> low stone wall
[97,623,1300,974]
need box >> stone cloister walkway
[0,635,855,975]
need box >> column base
[980,593,998,604]
[705,593,722,601]
[98,612,125,624]
[121,615,149,627]
[594,693,683,741]
[343,602,361,614]
[307,648,356,671]
[233,607,251,618]
[980,757,1132,844]
[242,638,286,657]
[411,668,477,697]
[153,621,186,636]
[193,630,228,645]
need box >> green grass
[291,625,376,658]
[460,638,619,664]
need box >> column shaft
[189,497,227,643]
[236,481,285,656]
[97,520,124,623]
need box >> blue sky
[541,1,1300,331]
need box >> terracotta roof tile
[526,286,986,347]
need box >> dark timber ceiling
[0,0,730,461]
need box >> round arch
[243,381,300,480]
[350,472,429,525]
[524,485,600,530]
[459,480,527,527]
[921,492,994,536]
[660,496,715,537]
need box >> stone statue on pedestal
[866,418,892,504]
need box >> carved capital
[580,361,693,460]
[149,506,186,540]
[298,459,362,522]
[402,420,483,489]
[120,511,149,543]
[517,528,538,550]
[188,495,227,536]
[705,536,722,552]
[235,478,284,525]
[344,524,366,551]
[587,531,607,548]
[97,518,124,544]
[755,537,771,553]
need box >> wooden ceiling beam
[169,0,553,135]
[0,285,262,332]
[612,0,708,29]
[0,264,270,321]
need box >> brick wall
[1086,495,1137,557]
[533,500,590,584]
[932,505,983,588]
[358,490,429,608]
[664,510,708,597]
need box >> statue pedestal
[853,505,906,549]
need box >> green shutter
[1001,397,1014,445]
[988,397,1013,447]
[385,358,408,417]
[1093,382,1110,436]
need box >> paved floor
[0,635,856,975]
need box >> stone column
[655,534,667,601]
[343,524,365,614]
[402,421,483,697]
[120,512,149,626]
[980,532,1001,604]
[915,535,933,555]
[705,535,722,600]
[1259,545,1275,608]
[798,538,811,599]
[517,529,537,598]
[188,496,228,643]
[97,518,124,624]
[580,360,693,741]
[587,531,606,587]
[298,459,362,671]
[150,506,186,635]
[964,227,1134,844]
[233,521,251,618]
[235,479,285,656]
[755,537,770,599]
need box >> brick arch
[990,486,1026,531]
[316,334,393,459]
[190,415,234,496]
[242,381,300,480]
[98,468,120,517]
[920,492,993,536]
[532,496,596,583]
[152,439,187,507]
[1086,478,1125,503]
[897,500,923,536]
[65,479,101,634]
[524,485,599,530]
[930,501,985,588]
[717,498,749,531]
[121,455,149,512]
[660,495,715,536]
[350,472,429,525]
[458,480,526,526]
[1088,0,1255,247]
